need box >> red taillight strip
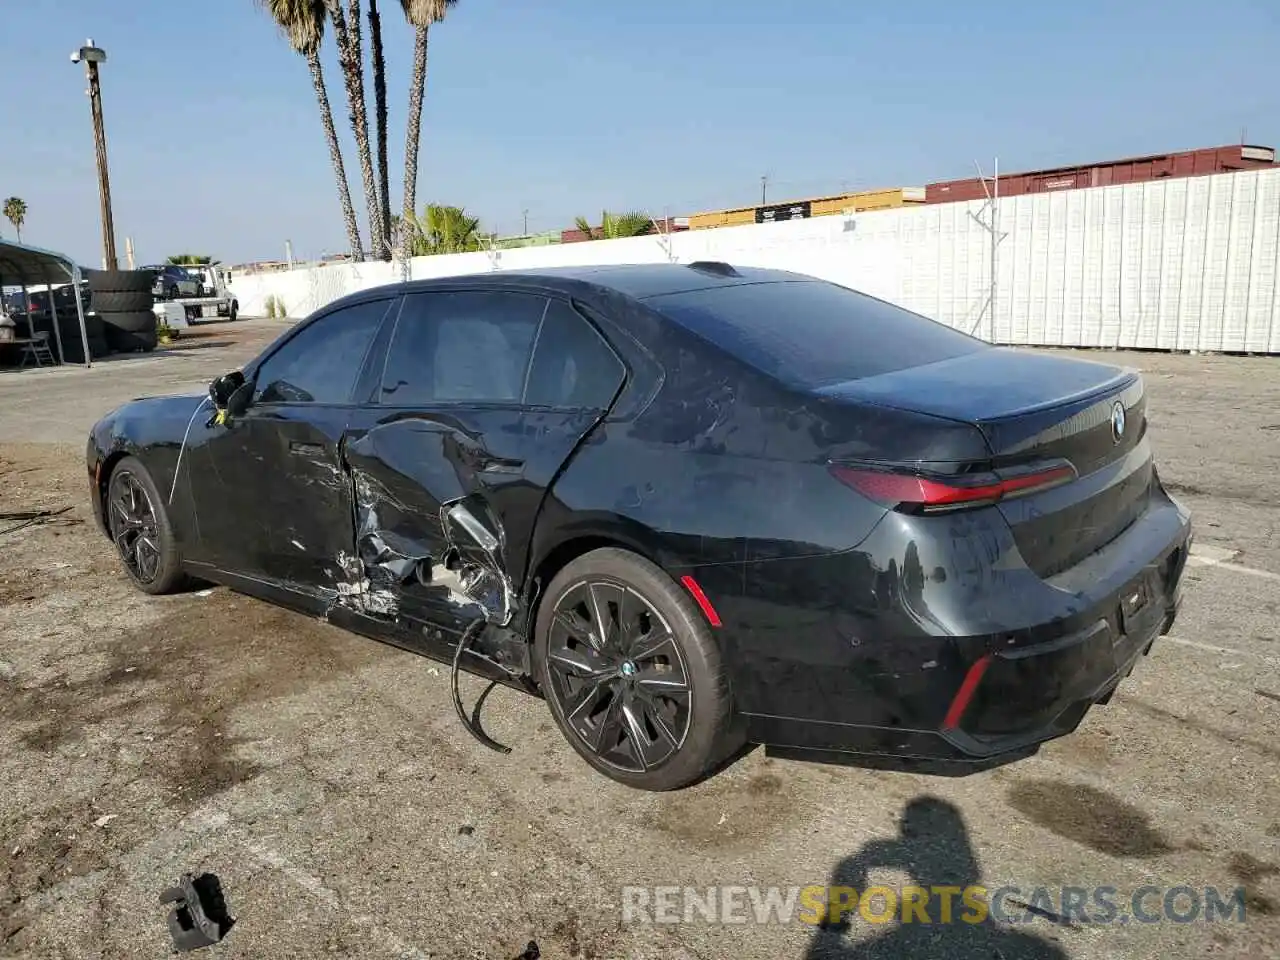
[680,574,722,628]
[942,654,992,730]
[830,464,1075,511]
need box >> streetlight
[71,38,117,271]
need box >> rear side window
[381,291,545,405]
[525,301,624,409]
[645,280,988,387]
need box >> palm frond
[600,210,652,239]
[257,0,327,53]
[399,0,456,26]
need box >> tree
[368,0,391,259]
[405,203,481,255]
[574,210,653,241]
[256,0,364,260]
[4,197,27,243]
[323,0,387,261]
[167,254,217,265]
[399,1,457,259]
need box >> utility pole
[760,175,768,205]
[522,209,529,236]
[72,39,117,271]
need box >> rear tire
[532,547,741,791]
[105,456,186,595]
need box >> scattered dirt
[1006,780,1173,858]
[642,767,799,849]
[0,442,392,912]
[1231,852,1280,884]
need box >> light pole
[71,39,117,271]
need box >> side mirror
[226,381,254,417]
[209,371,245,409]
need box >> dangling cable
[169,396,211,504]
[451,617,512,754]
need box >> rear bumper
[696,487,1192,775]
[747,563,1182,770]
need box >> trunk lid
[817,348,1152,578]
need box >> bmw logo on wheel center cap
[620,661,637,677]
[1111,400,1126,443]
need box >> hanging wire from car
[170,396,212,504]
[451,617,513,755]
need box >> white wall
[231,167,1280,354]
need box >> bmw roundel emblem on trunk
[1111,401,1127,442]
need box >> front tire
[106,456,185,595]
[533,548,739,791]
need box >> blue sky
[2,0,1277,266]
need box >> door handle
[289,441,325,457]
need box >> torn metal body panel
[338,345,620,674]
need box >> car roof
[393,262,812,302]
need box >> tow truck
[154,263,240,324]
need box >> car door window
[381,291,545,405]
[254,298,390,405]
[525,300,625,409]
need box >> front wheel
[106,456,186,594]
[533,547,740,791]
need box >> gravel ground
[0,322,1277,959]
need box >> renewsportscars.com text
[620,884,1252,926]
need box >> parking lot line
[1187,543,1280,582]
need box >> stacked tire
[87,269,158,353]
[54,313,109,363]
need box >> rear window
[645,280,988,387]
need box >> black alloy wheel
[108,468,163,585]
[105,457,185,594]
[534,547,742,790]
[544,578,692,773]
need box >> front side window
[381,291,545,405]
[254,298,390,404]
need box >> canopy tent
[0,239,92,367]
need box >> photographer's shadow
[805,796,1068,959]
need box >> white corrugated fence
[230,167,1280,353]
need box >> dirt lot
[1,322,1278,959]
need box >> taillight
[829,463,1075,514]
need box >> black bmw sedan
[86,263,1191,790]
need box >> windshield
[645,279,989,388]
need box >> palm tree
[368,0,391,258]
[405,203,481,255]
[399,0,457,259]
[257,0,363,260]
[167,254,216,265]
[4,197,27,243]
[323,0,386,260]
[574,210,653,241]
